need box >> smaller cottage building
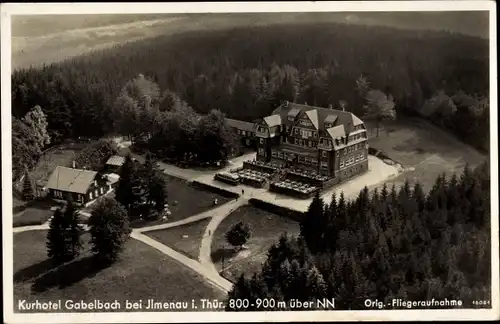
[105,155,126,173]
[46,166,110,205]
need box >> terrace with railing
[270,179,320,199]
[286,167,331,186]
[243,159,281,174]
[234,168,273,188]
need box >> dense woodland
[12,23,489,160]
[227,162,491,310]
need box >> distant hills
[11,12,489,70]
[13,11,489,39]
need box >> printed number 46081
[472,300,491,306]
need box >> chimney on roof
[284,100,289,107]
[328,104,333,109]
[72,161,76,169]
[339,100,347,112]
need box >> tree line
[112,74,236,166]
[12,105,50,182]
[227,162,491,310]
[115,153,168,221]
[12,22,489,151]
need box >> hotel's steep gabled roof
[271,102,363,137]
[327,125,346,139]
[324,114,338,124]
[305,110,319,129]
[263,114,282,127]
[225,118,256,133]
[351,113,364,127]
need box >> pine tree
[226,274,252,311]
[142,152,158,185]
[305,265,328,300]
[46,208,66,262]
[22,171,35,201]
[324,193,337,252]
[300,191,325,253]
[115,154,135,209]
[115,154,145,218]
[64,197,83,259]
[148,174,168,213]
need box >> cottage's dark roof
[225,118,256,132]
[46,166,98,194]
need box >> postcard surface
[1,1,498,322]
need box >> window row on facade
[339,152,366,168]
[237,129,254,137]
[52,186,106,202]
[269,149,320,165]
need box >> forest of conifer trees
[227,162,491,310]
[12,22,489,153]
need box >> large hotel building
[227,101,369,182]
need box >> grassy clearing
[131,174,232,228]
[211,205,300,283]
[13,208,53,228]
[14,230,225,313]
[145,218,210,260]
[32,142,90,187]
[367,117,486,191]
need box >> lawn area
[14,230,225,313]
[131,174,232,228]
[145,218,211,260]
[12,197,65,227]
[211,205,300,283]
[32,142,91,187]
[366,117,487,192]
[13,208,53,228]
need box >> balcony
[317,142,332,150]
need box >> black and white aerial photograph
[1,1,498,323]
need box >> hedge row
[368,147,401,165]
[248,198,305,222]
[189,180,240,199]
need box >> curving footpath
[14,224,90,233]
[136,199,243,234]
[198,198,247,275]
[12,147,248,294]
[131,231,233,292]
[11,200,241,294]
